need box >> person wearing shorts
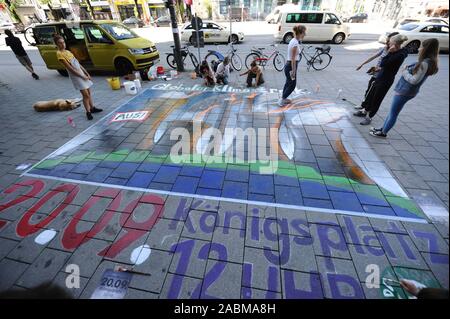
[5,29,39,79]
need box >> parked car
[345,13,368,23]
[154,16,170,27]
[181,21,244,44]
[424,17,448,25]
[0,21,16,34]
[122,16,145,28]
[379,22,449,53]
[26,20,159,75]
[394,17,449,28]
[275,10,350,44]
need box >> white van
[274,10,350,44]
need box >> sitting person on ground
[199,60,215,87]
[240,61,264,88]
[215,57,230,85]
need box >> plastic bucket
[133,79,141,89]
[107,77,121,90]
[124,81,137,95]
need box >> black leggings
[361,76,376,109]
[364,79,393,118]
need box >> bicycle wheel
[205,52,221,65]
[273,53,286,72]
[190,53,199,69]
[230,53,242,71]
[311,53,332,71]
[166,54,177,69]
[245,53,260,69]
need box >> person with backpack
[4,29,39,79]
[370,38,439,138]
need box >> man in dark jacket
[354,34,408,125]
[5,29,39,79]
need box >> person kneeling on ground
[240,61,264,87]
[199,60,216,87]
[215,57,230,85]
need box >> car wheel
[332,33,345,44]
[115,58,134,76]
[283,33,294,44]
[230,34,239,44]
[406,40,421,54]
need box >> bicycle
[244,44,286,71]
[204,43,242,71]
[299,45,333,71]
[166,45,199,70]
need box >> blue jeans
[282,61,298,99]
[382,94,414,134]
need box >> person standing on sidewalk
[278,25,306,106]
[354,31,399,111]
[53,34,102,120]
[4,29,39,80]
[354,34,408,125]
[370,38,439,138]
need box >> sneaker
[370,126,382,132]
[284,98,292,104]
[278,99,288,107]
[86,112,93,120]
[91,107,103,113]
[32,73,39,80]
[353,110,367,117]
[370,130,387,138]
[354,105,363,110]
[360,117,372,125]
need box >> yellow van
[27,20,160,76]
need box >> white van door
[323,13,345,42]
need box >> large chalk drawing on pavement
[24,87,426,221]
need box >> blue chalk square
[110,162,140,179]
[303,198,334,209]
[197,188,222,197]
[198,170,225,189]
[65,172,88,181]
[248,193,275,203]
[172,176,200,193]
[274,172,299,187]
[104,177,128,186]
[352,184,390,207]
[152,165,182,184]
[85,167,114,183]
[300,179,330,200]
[149,182,173,191]
[50,163,77,177]
[179,165,204,177]
[329,191,364,212]
[222,181,248,200]
[97,160,122,169]
[249,174,274,195]
[274,185,303,205]
[362,205,396,216]
[71,162,98,175]
[127,172,155,188]
[225,166,250,182]
[137,162,162,173]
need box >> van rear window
[286,13,323,24]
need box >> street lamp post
[164,0,184,72]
